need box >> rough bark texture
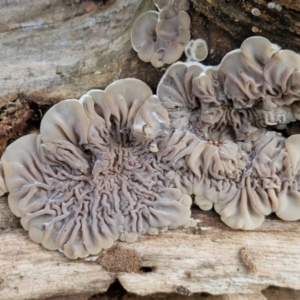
[1,0,300,299]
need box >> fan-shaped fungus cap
[158,62,204,108]
[263,50,300,108]
[131,6,191,67]
[152,36,183,67]
[217,36,300,133]
[157,61,204,128]
[218,36,280,108]
[218,36,300,115]
[0,78,192,259]
[189,129,300,230]
[218,50,263,108]
[156,10,190,44]
[157,61,228,139]
[240,36,280,67]
[131,11,159,63]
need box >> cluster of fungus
[156,36,300,230]
[131,0,191,67]
[2,0,300,259]
[159,36,300,141]
[0,79,194,259]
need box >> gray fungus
[184,39,208,62]
[158,37,300,140]
[0,79,193,259]
[1,37,300,259]
[131,1,191,67]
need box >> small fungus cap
[185,39,208,62]
[131,11,159,63]
[131,5,191,67]
[218,36,281,109]
[156,10,191,44]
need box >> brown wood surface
[1,0,300,299]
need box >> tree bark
[1,0,300,299]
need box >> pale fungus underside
[1,0,300,260]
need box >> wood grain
[1,0,300,299]
[1,193,300,299]
[0,0,156,105]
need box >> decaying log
[0,0,156,105]
[2,0,300,299]
[191,0,300,53]
[2,193,300,300]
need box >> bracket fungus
[131,0,191,67]
[2,35,300,258]
[0,79,194,259]
[156,36,300,230]
[158,37,300,140]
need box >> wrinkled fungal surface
[2,36,300,259]
[0,79,193,259]
[155,127,300,230]
[131,1,191,67]
[156,36,300,229]
[192,130,300,230]
[158,37,300,141]
[157,61,228,139]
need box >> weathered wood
[191,0,300,53]
[0,0,158,156]
[0,0,156,106]
[0,228,112,300]
[1,193,300,299]
[2,1,300,299]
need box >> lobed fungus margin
[2,10,300,258]
[0,79,195,259]
[156,35,300,229]
[131,0,191,67]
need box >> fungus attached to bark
[2,34,300,258]
[155,36,300,230]
[131,2,191,67]
[131,11,160,66]
[217,36,300,134]
[0,79,193,259]
[180,128,300,230]
[157,61,229,140]
[157,61,205,129]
